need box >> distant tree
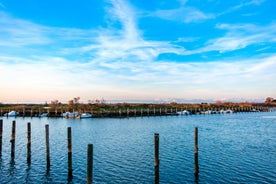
[68,100,74,107]
[265,97,273,104]
[100,97,106,104]
[50,100,61,108]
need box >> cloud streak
[149,1,214,23]
[196,23,276,53]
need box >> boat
[4,111,19,117]
[177,110,190,115]
[62,112,80,118]
[39,113,48,117]
[219,109,234,114]
[201,110,211,114]
[80,113,92,119]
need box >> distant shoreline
[1,102,275,118]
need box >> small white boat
[177,110,190,115]
[80,113,92,118]
[201,110,212,114]
[220,109,234,114]
[225,109,234,113]
[62,112,80,118]
[39,113,48,117]
[4,111,19,117]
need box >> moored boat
[4,111,19,117]
[39,113,48,117]
[80,113,93,118]
[62,112,80,118]
[177,110,190,115]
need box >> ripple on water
[0,112,276,183]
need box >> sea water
[0,111,275,183]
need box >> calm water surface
[0,112,275,183]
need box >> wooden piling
[154,133,159,184]
[45,124,50,168]
[0,119,2,156]
[87,144,93,184]
[10,120,16,159]
[67,127,73,179]
[194,127,199,177]
[27,122,31,164]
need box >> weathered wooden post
[27,122,31,164]
[45,124,50,168]
[10,120,16,160]
[0,119,3,156]
[87,144,93,184]
[154,133,159,184]
[194,127,199,177]
[68,127,73,179]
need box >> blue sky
[0,0,275,103]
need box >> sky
[0,0,275,103]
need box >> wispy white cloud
[219,0,266,16]
[77,0,186,63]
[198,23,276,53]
[0,12,51,46]
[149,4,214,23]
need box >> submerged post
[45,124,50,168]
[68,127,73,179]
[87,144,93,184]
[27,122,31,164]
[154,133,159,184]
[0,119,3,156]
[194,127,199,177]
[10,120,16,159]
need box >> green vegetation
[0,99,275,112]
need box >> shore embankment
[1,102,275,118]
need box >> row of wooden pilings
[0,119,199,183]
[0,105,269,117]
